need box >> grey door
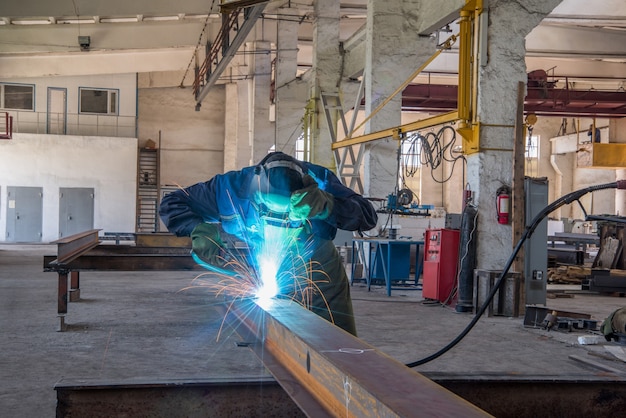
[6,186,43,242]
[59,188,94,238]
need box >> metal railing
[0,112,13,139]
[4,110,136,138]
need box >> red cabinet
[422,228,460,303]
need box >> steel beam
[222,299,490,417]
[399,83,626,117]
[194,3,268,108]
[45,253,203,271]
[54,374,626,417]
[51,229,101,264]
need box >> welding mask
[254,154,305,210]
[252,153,305,225]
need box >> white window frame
[79,87,119,115]
[0,83,35,111]
[525,134,540,159]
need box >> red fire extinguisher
[496,185,511,224]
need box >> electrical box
[422,228,460,303]
[524,177,548,305]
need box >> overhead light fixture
[57,18,96,24]
[99,17,138,23]
[11,18,52,25]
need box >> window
[525,135,539,159]
[79,88,118,115]
[402,134,422,170]
[1,83,34,111]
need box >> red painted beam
[398,84,626,117]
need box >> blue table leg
[386,242,392,296]
[415,243,423,287]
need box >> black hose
[406,181,622,368]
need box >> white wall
[0,133,137,242]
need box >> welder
[159,152,378,336]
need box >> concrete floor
[2,244,626,417]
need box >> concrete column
[617,170,626,216]
[363,0,436,199]
[223,81,254,171]
[608,120,626,215]
[309,0,341,169]
[309,0,341,168]
[250,40,274,163]
[223,83,239,172]
[469,0,561,270]
[274,7,307,157]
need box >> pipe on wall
[550,154,563,220]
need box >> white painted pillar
[363,0,436,199]
[310,0,341,168]
[223,83,239,172]
[274,7,307,157]
[223,80,254,171]
[611,120,626,215]
[469,0,561,270]
[617,170,626,216]
[250,40,274,163]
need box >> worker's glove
[191,223,225,266]
[289,174,334,221]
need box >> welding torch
[191,251,241,278]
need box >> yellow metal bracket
[455,0,482,155]
[332,0,483,155]
[457,120,481,154]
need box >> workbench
[44,230,204,330]
[350,238,423,296]
[547,232,599,265]
[547,232,599,253]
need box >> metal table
[547,232,599,253]
[351,238,423,296]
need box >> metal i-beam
[222,299,491,417]
[50,229,101,264]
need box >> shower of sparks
[181,221,333,339]
[174,187,333,340]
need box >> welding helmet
[253,152,305,214]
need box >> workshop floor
[2,244,626,417]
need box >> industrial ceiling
[1,0,626,115]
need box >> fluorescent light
[143,16,180,22]
[11,19,53,25]
[56,18,95,24]
[99,17,138,23]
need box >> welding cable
[405,180,626,368]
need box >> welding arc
[406,180,625,368]
[191,251,241,278]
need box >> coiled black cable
[406,181,623,368]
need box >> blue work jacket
[159,161,378,245]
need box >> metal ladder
[136,148,160,232]
[320,84,366,194]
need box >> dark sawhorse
[44,230,200,331]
